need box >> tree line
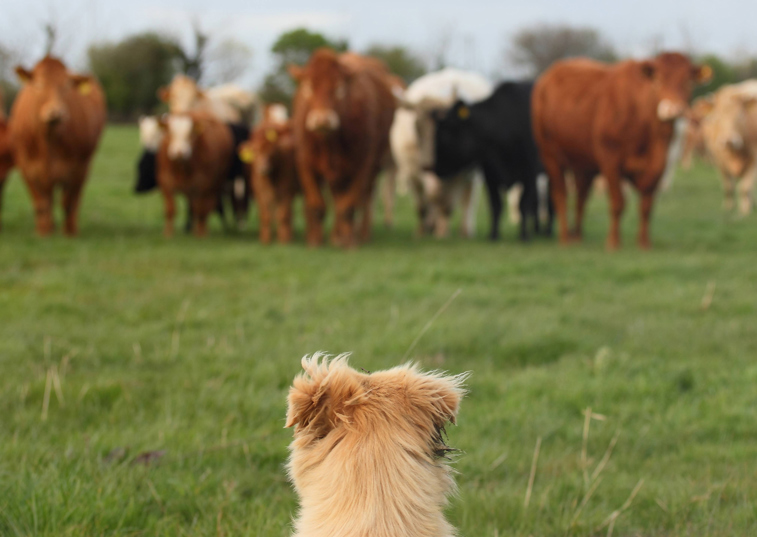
[1,24,756,119]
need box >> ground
[0,126,755,536]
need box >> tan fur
[286,354,468,537]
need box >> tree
[88,32,184,120]
[364,45,426,84]
[202,38,253,85]
[259,28,348,107]
[509,24,617,76]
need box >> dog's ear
[285,354,364,439]
[409,371,469,425]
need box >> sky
[2,0,756,86]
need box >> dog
[285,353,468,537]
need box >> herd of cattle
[1,49,755,249]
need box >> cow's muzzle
[306,109,340,133]
[657,99,686,121]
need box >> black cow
[134,121,252,231]
[433,81,552,241]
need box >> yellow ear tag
[240,148,255,163]
[458,106,470,120]
[266,129,278,143]
[78,81,92,96]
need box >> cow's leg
[481,165,503,241]
[721,172,736,212]
[62,177,86,236]
[276,191,295,244]
[637,188,657,250]
[255,174,274,244]
[381,168,395,229]
[298,166,326,247]
[518,179,539,242]
[543,159,570,244]
[193,195,216,237]
[572,172,594,240]
[737,166,756,216]
[0,177,7,232]
[460,174,478,238]
[28,180,55,236]
[161,188,176,238]
[601,170,625,250]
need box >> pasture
[0,125,755,536]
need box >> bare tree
[509,24,617,76]
[203,38,252,85]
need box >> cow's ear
[70,75,93,96]
[287,64,304,81]
[157,86,170,103]
[15,66,33,84]
[640,61,656,80]
[695,64,713,84]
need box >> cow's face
[158,75,202,114]
[164,115,201,161]
[433,101,477,178]
[642,53,712,122]
[289,49,350,135]
[15,56,92,132]
[243,122,293,177]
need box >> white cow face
[166,116,195,161]
[139,116,164,152]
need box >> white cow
[392,68,521,237]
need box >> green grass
[1,125,756,536]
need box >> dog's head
[285,353,467,460]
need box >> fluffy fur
[285,353,468,537]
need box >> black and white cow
[432,81,552,241]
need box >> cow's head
[397,95,452,172]
[15,56,93,131]
[158,75,204,114]
[432,100,477,179]
[160,114,203,161]
[242,120,293,178]
[640,52,712,122]
[289,49,351,135]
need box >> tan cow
[701,80,757,215]
[156,111,234,237]
[9,56,106,236]
[158,75,256,125]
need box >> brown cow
[156,111,234,237]
[0,92,14,230]
[239,104,300,244]
[532,52,710,249]
[289,48,397,247]
[9,56,106,236]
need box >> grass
[1,125,756,536]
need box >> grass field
[1,125,756,536]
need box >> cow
[289,48,397,247]
[681,95,715,170]
[532,52,711,249]
[238,104,300,243]
[432,81,551,241]
[156,111,234,237]
[392,68,490,238]
[701,81,757,215]
[157,75,254,228]
[0,91,14,230]
[9,56,106,236]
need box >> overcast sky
[2,0,756,86]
